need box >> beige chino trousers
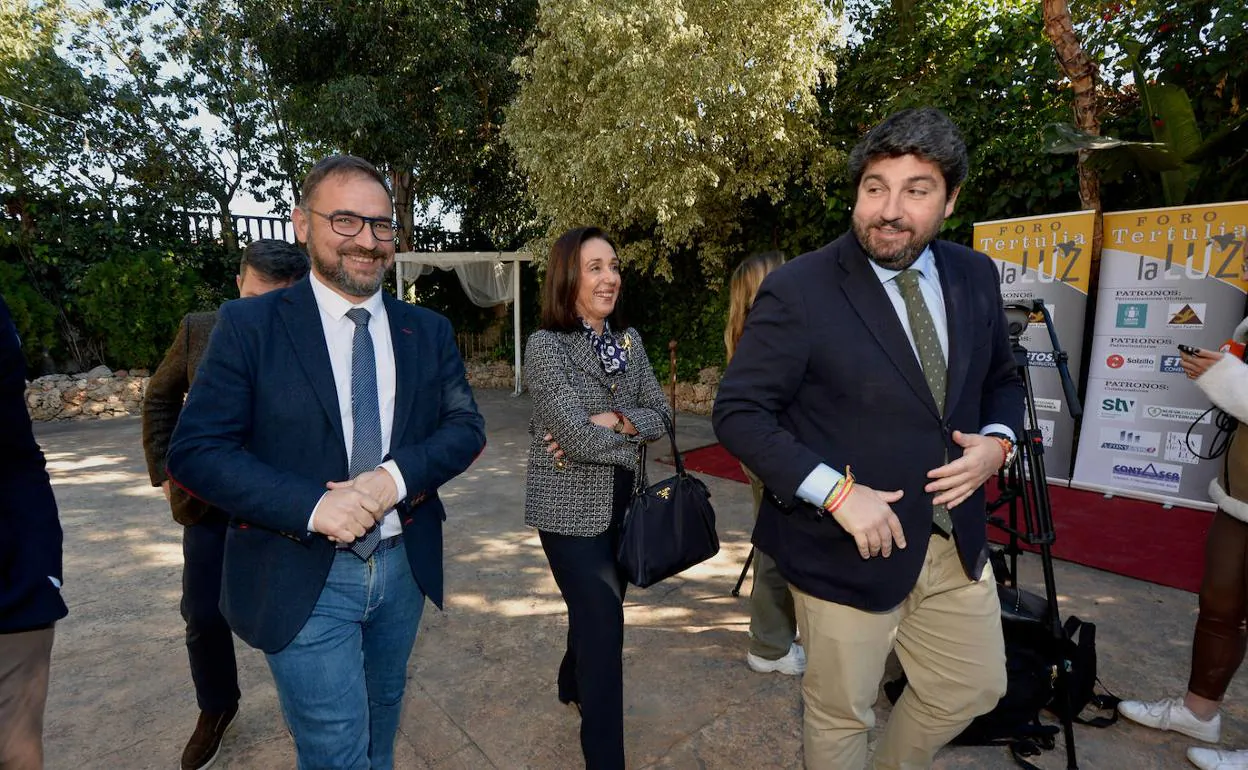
[792,534,1006,770]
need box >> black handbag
[616,415,719,588]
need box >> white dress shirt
[308,273,407,537]
[795,246,1013,507]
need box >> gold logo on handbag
[656,486,671,500]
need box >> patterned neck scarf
[581,318,629,374]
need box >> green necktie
[894,269,953,535]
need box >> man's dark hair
[239,239,310,282]
[540,226,624,332]
[299,155,391,209]
[847,107,969,194]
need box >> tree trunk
[390,168,415,253]
[1042,0,1102,265]
[217,197,239,252]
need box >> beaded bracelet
[821,466,856,514]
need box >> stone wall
[25,361,726,420]
[26,366,149,421]
[669,366,721,416]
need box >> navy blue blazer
[0,295,67,633]
[166,278,486,653]
[712,233,1024,611]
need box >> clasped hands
[833,431,1004,561]
[313,469,399,543]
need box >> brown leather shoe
[181,705,238,770]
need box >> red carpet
[673,443,1212,594]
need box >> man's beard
[852,216,943,271]
[312,245,388,298]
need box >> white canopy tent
[394,251,533,395]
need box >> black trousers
[538,468,633,770]
[181,510,240,713]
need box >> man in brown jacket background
[141,239,308,770]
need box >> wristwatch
[611,410,627,434]
[986,432,1018,468]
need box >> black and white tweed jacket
[523,327,671,536]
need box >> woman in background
[523,226,671,769]
[1118,308,1248,770]
[723,251,805,676]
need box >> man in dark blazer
[0,294,67,770]
[141,239,308,770]
[713,108,1024,769]
[167,155,486,770]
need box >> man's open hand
[925,431,1002,509]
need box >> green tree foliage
[76,247,198,369]
[504,0,840,279]
[237,0,539,250]
[72,0,301,247]
[821,0,1082,240]
[1075,0,1247,208]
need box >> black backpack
[886,583,1119,769]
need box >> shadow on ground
[36,390,1237,768]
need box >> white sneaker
[747,642,806,675]
[1118,696,1221,742]
[1188,747,1248,769]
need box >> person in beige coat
[1118,311,1248,770]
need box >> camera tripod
[987,298,1084,770]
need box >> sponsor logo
[1111,460,1183,492]
[1144,405,1213,424]
[1116,303,1148,329]
[1105,353,1157,371]
[1165,432,1203,465]
[1159,355,1184,373]
[1037,418,1055,448]
[1034,397,1062,413]
[1098,397,1137,421]
[1027,350,1057,368]
[1099,428,1160,455]
[1167,302,1206,329]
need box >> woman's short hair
[540,226,624,332]
[724,251,786,362]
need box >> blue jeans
[265,537,425,770]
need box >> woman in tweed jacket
[524,226,670,770]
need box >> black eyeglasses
[306,208,397,241]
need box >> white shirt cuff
[797,463,846,508]
[980,423,1016,443]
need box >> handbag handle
[631,410,683,495]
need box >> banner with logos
[975,210,1095,481]
[1071,201,1248,508]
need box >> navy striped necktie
[345,307,383,559]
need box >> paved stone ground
[35,389,1243,769]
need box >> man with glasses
[167,155,486,769]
